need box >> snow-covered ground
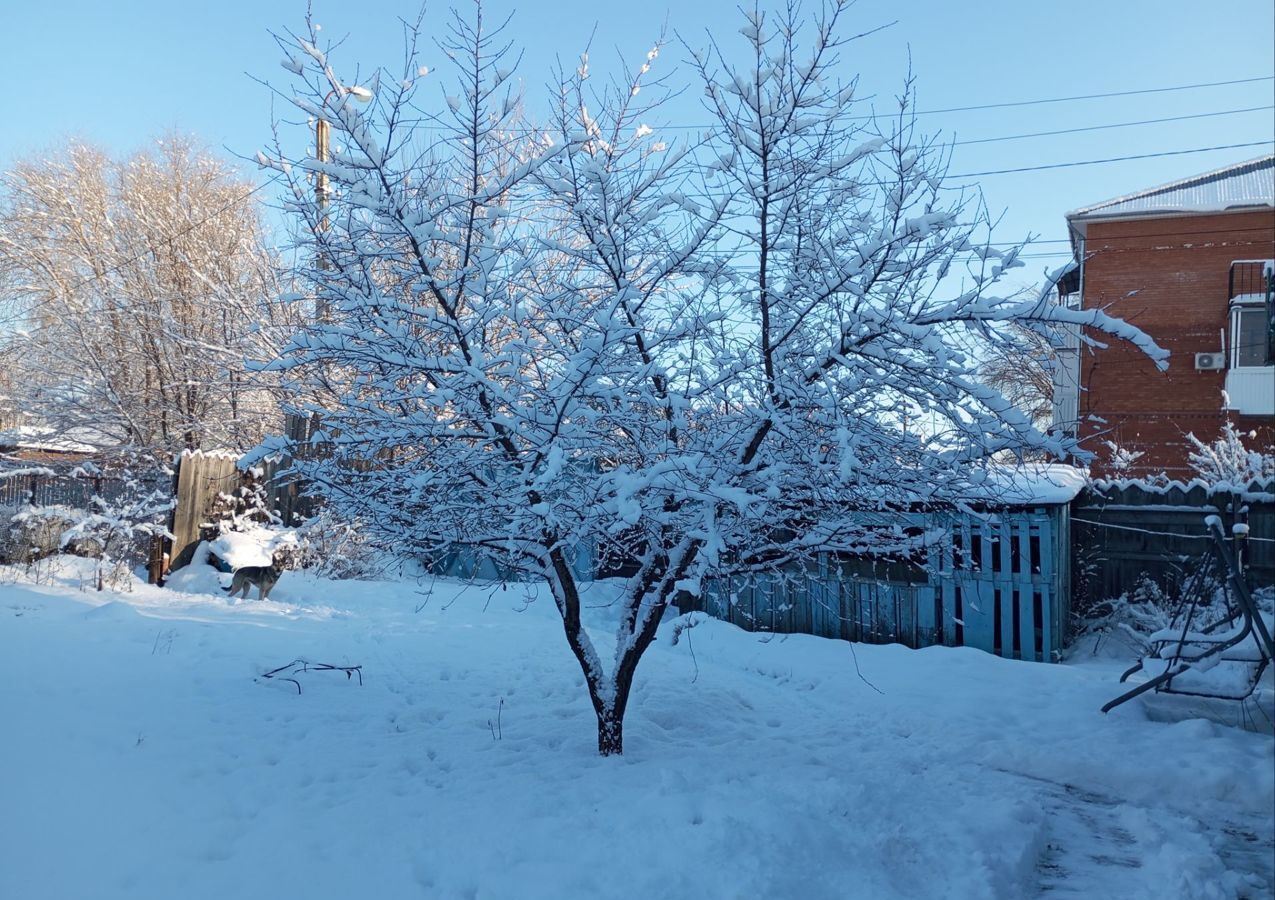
[1,557,1271,900]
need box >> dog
[222,561,283,602]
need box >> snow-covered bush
[4,505,79,564]
[1100,441,1149,479]
[1254,585,1275,616]
[292,510,383,580]
[1075,572,1262,657]
[0,503,16,562]
[210,465,282,535]
[57,461,172,591]
[1186,420,1275,486]
[1077,574,1176,655]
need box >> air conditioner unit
[1195,352,1226,371]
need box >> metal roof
[1068,154,1275,221]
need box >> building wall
[1077,209,1275,477]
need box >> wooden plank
[1053,506,1071,648]
[835,572,851,641]
[916,584,938,646]
[998,515,1013,581]
[899,585,918,647]
[857,582,872,642]
[874,583,891,643]
[941,582,957,646]
[170,451,200,566]
[1019,588,1039,663]
[1001,586,1017,659]
[1040,585,1054,662]
[961,577,996,653]
[1015,517,1034,585]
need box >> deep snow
[1,557,1271,900]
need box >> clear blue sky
[3,0,1272,275]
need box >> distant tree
[261,1,1164,755]
[978,320,1058,428]
[0,136,295,458]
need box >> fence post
[148,535,167,586]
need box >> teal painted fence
[427,542,594,584]
[425,505,1071,663]
[688,506,1070,663]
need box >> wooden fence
[2,452,305,577]
[1072,478,1275,603]
[168,450,243,570]
[167,450,310,571]
[685,504,1071,663]
[0,464,172,573]
[0,467,161,509]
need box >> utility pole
[314,112,331,321]
[313,85,371,322]
[287,85,375,475]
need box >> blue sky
[2,0,1272,276]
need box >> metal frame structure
[1102,519,1274,714]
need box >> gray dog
[222,561,283,601]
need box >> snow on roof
[1068,154,1275,222]
[974,463,1088,506]
[0,426,98,455]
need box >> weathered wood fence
[167,450,242,569]
[0,464,172,572]
[1072,478,1275,602]
[0,467,160,509]
[168,450,308,571]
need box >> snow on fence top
[1090,475,1275,504]
[973,463,1088,506]
[177,448,243,463]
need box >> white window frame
[1229,298,1270,369]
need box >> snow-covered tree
[0,137,296,458]
[1186,420,1275,487]
[260,2,1164,754]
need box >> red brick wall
[1077,209,1275,478]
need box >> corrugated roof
[1068,154,1275,221]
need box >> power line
[409,76,1275,133]
[897,75,1275,117]
[944,141,1273,178]
[1000,235,1274,260]
[670,140,1274,196]
[950,105,1274,147]
[1070,516,1275,544]
[690,237,1272,261]
[7,138,1270,324]
[974,224,1275,248]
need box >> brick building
[1051,155,1274,478]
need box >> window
[1231,303,1271,368]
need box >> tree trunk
[596,707,624,756]
[593,645,642,755]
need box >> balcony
[1224,260,1274,417]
